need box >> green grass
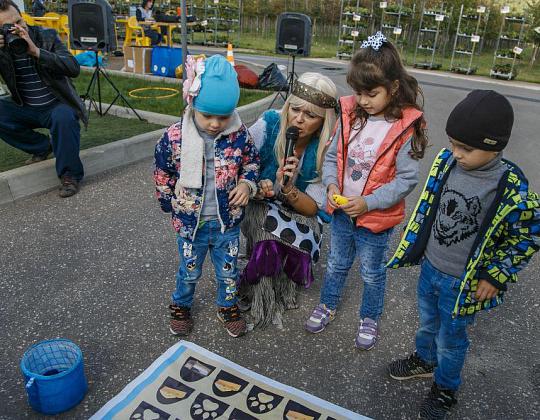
[0,114,166,173]
[73,71,271,117]
[1,72,271,173]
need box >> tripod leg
[268,55,297,110]
[96,65,103,116]
[98,70,143,120]
[85,67,100,119]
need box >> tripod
[83,50,142,121]
[268,54,298,110]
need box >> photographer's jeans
[0,99,83,180]
[173,221,240,309]
[416,258,476,391]
[320,210,393,321]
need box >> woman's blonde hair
[274,72,338,180]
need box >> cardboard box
[123,46,153,74]
[124,45,134,73]
[133,47,153,74]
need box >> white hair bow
[361,31,387,51]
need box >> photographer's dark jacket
[0,25,87,125]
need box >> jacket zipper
[359,116,422,196]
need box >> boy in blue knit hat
[153,54,260,338]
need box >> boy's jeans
[416,258,476,391]
[173,220,240,309]
[320,210,393,321]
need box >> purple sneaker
[355,318,378,350]
[305,304,335,333]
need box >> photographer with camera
[0,0,85,197]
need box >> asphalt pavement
[1,51,540,419]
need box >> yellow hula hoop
[128,87,179,99]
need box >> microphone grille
[286,126,299,139]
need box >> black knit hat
[445,90,514,151]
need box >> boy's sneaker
[217,305,247,338]
[419,381,457,420]
[355,318,378,350]
[388,352,436,380]
[305,303,335,333]
[169,305,193,336]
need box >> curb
[0,92,283,207]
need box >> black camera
[1,23,29,56]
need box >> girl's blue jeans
[320,210,393,321]
[416,258,476,391]
[173,220,240,309]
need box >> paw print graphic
[129,401,169,420]
[131,410,160,420]
[190,393,228,420]
[192,399,220,419]
[245,386,283,414]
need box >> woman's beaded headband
[291,81,338,110]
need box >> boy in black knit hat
[386,90,540,420]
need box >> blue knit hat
[192,55,240,116]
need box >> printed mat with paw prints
[91,341,369,420]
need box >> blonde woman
[239,72,338,329]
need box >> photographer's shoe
[25,143,53,165]
[58,175,80,198]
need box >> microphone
[283,126,299,185]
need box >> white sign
[435,14,444,21]
[501,6,510,14]
[201,20,208,26]
[380,2,387,9]
[214,0,219,3]
[471,35,480,43]
[353,14,361,21]
[513,46,523,55]
[351,30,359,37]
[393,27,402,35]
[534,26,540,34]
[477,6,486,13]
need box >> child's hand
[254,179,274,200]
[474,279,499,302]
[276,155,300,189]
[229,183,250,207]
[341,196,368,217]
[327,184,341,209]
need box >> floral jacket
[153,108,259,241]
[387,148,540,317]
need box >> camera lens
[7,34,28,56]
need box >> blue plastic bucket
[21,339,87,415]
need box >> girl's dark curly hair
[346,40,427,159]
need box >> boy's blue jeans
[416,258,476,391]
[320,210,393,321]
[173,220,240,309]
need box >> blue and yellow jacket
[387,148,540,317]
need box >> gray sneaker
[355,318,378,350]
[305,303,335,333]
